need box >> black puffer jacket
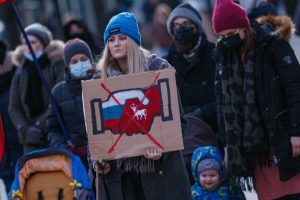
[46,78,87,146]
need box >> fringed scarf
[219,47,269,188]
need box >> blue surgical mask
[69,60,92,78]
[24,50,44,61]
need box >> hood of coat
[45,40,65,64]
[191,146,225,187]
[12,40,64,68]
[256,15,294,41]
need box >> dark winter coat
[8,46,65,153]
[215,16,300,181]
[97,54,191,200]
[165,36,216,116]
[46,79,87,147]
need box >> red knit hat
[212,0,250,34]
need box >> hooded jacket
[191,146,231,200]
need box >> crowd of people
[1,0,300,199]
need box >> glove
[24,126,43,145]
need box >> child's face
[199,169,220,190]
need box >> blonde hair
[97,36,150,77]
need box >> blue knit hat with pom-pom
[104,12,141,46]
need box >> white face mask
[69,60,92,78]
[24,50,44,61]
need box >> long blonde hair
[97,36,150,77]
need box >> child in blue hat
[191,146,245,200]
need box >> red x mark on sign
[100,72,164,153]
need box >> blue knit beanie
[104,12,141,46]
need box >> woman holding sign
[94,12,191,200]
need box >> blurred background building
[0,0,298,55]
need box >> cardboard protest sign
[82,68,183,161]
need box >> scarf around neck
[219,47,269,181]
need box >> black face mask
[173,25,198,45]
[220,33,244,50]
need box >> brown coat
[8,41,65,152]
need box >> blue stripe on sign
[103,105,123,120]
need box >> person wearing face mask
[165,3,218,185]
[165,3,217,130]
[213,0,300,199]
[46,38,96,168]
[8,23,65,153]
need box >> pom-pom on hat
[212,0,250,34]
[104,12,141,46]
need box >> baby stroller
[8,147,94,200]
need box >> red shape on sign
[118,87,161,136]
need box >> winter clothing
[191,146,244,200]
[96,54,191,200]
[197,159,220,174]
[21,23,53,47]
[104,12,141,45]
[248,2,278,19]
[46,79,88,147]
[165,36,217,128]
[8,40,65,153]
[166,3,203,35]
[182,116,218,184]
[165,12,218,184]
[0,51,22,192]
[214,15,300,183]
[212,0,250,34]
[63,19,100,54]
[63,38,93,66]
[46,39,94,167]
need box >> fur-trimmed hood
[256,15,295,41]
[12,40,65,68]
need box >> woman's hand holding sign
[144,149,162,160]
